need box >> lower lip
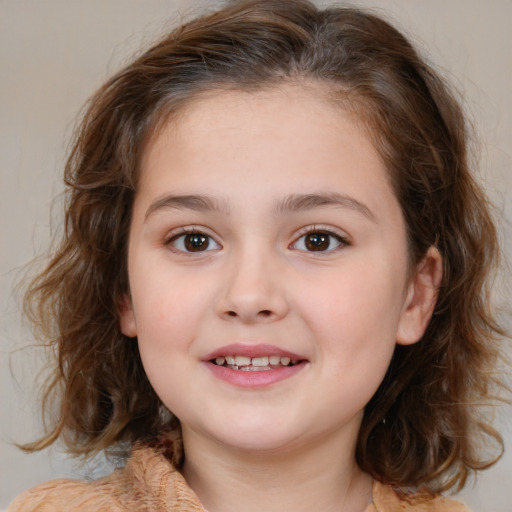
[205,361,307,388]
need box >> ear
[119,294,137,338]
[396,246,443,346]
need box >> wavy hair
[23,0,507,494]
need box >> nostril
[258,310,272,317]
[227,311,237,317]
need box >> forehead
[144,85,345,156]
[139,85,386,189]
[135,85,404,230]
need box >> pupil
[306,233,329,251]
[185,234,208,251]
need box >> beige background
[1,1,511,510]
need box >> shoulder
[371,480,471,512]
[8,445,204,512]
[7,473,126,512]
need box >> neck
[181,428,373,512]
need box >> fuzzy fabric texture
[8,445,470,511]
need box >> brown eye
[291,230,347,253]
[305,233,330,251]
[184,233,209,251]
[168,232,221,253]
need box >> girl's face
[121,86,439,456]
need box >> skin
[120,85,442,512]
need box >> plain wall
[1,1,511,510]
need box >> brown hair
[23,0,507,494]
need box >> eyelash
[164,225,350,255]
[290,226,350,254]
[164,228,221,254]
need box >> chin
[221,436,298,455]
[204,421,303,454]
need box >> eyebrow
[275,193,376,222]
[144,192,375,222]
[145,194,230,220]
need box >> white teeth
[251,356,269,367]
[234,355,251,366]
[213,354,300,369]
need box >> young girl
[9,1,508,511]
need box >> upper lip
[203,343,306,361]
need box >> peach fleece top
[8,445,470,512]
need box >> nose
[216,249,289,324]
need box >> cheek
[130,278,204,407]
[133,284,203,344]
[132,251,214,316]
[301,259,407,360]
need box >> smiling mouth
[211,355,302,371]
